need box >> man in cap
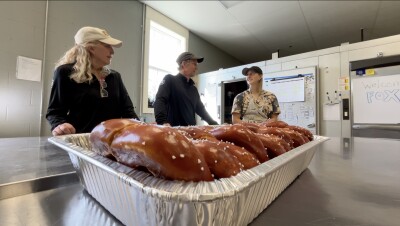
[153,52,218,126]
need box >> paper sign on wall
[16,56,42,82]
[338,76,350,91]
[323,104,340,121]
[365,69,375,76]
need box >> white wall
[0,1,46,137]
[189,32,243,74]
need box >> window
[142,6,188,113]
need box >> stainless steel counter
[0,136,399,226]
[0,137,77,199]
[0,137,75,184]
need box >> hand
[52,123,76,136]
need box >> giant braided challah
[89,119,313,181]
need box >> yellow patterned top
[231,89,281,121]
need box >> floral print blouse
[231,89,281,121]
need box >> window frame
[142,6,188,114]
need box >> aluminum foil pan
[48,134,329,226]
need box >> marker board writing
[352,74,400,124]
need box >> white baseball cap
[74,26,122,47]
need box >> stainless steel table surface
[0,136,399,226]
[0,137,78,200]
[0,137,75,184]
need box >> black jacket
[153,73,218,126]
[46,63,138,133]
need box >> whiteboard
[352,74,400,124]
[264,77,305,102]
[264,66,317,134]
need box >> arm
[196,101,218,125]
[231,93,243,124]
[231,112,242,124]
[270,93,281,121]
[46,66,76,135]
[269,113,279,122]
[153,75,172,125]
[194,87,218,125]
[116,72,139,120]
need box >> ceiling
[142,1,400,64]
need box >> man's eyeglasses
[99,79,108,98]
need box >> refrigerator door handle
[352,124,400,131]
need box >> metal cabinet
[348,42,400,62]
[282,57,318,70]
[318,53,342,137]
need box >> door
[221,78,247,124]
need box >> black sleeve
[153,74,172,125]
[195,92,219,125]
[116,72,139,120]
[45,66,71,131]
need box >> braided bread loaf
[209,124,269,163]
[89,119,313,181]
[192,140,242,179]
[257,134,287,158]
[175,126,218,142]
[90,118,143,157]
[110,124,213,182]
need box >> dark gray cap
[176,52,204,64]
[242,66,263,76]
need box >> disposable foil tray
[49,134,329,226]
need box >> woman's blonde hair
[55,42,108,83]
[257,73,263,90]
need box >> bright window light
[147,21,186,108]
[142,6,188,114]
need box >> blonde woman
[46,26,138,136]
[231,66,280,124]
